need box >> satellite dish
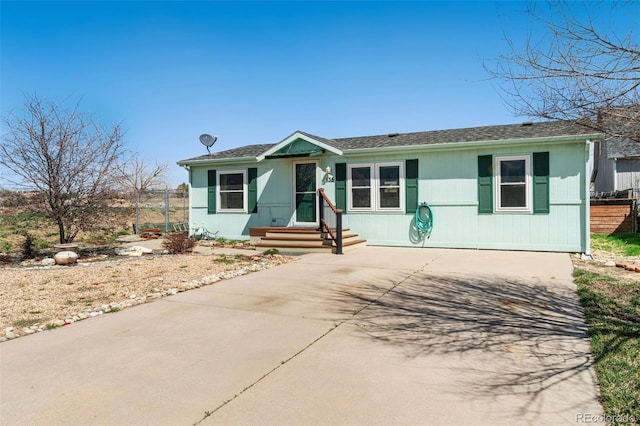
[199,134,217,154]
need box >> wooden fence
[590,199,637,234]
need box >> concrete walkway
[0,247,602,425]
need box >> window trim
[347,162,405,212]
[376,162,404,211]
[494,155,531,212]
[348,163,374,211]
[217,169,247,213]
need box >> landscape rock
[604,260,616,267]
[41,258,56,266]
[115,246,153,257]
[54,251,78,265]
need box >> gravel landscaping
[0,246,292,342]
[3,239,636,344]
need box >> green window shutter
[477,155,493,214]
[207,170,217,214]
[335,163,347,213]
[248,167,258,213]
[533,152,550,214]
[405,159,419,213]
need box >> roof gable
[257,131,342,161]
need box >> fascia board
[256,132,342,161]
[177,156,258,167]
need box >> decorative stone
[53,243,79,251]
[116,246,153,257]
[604,260,616,267]
[54,251,78,265]
[41,257,56,266]
[6,332,17,339]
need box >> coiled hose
[415,203,433,239]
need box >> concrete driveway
[0,247,602,425]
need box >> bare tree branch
[487,0,640,141]
[114,154,168,195]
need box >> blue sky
[0,1,581,186]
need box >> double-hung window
[378,163,401,209]
[495,155,531,211]
[218,170,247,212]
[348,162,404,211]
[350,164,373,209]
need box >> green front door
[294,162,317,224]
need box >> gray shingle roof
[178,121,601,163]
[332,120,598,150]
[606,137,640,158]
[180,143,276,162]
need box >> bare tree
[488,1,640,140]
[0,95,124,243]
[115,154,168,195]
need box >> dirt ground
[572,249,640,282]
[0,241,292,341]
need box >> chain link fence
[133,190,189,235]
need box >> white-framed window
[348,162,404,212]
[377,163,402,210]
[495,155,531,211]
[349,164,374,210]
[218,170,247,212]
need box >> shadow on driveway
[333,272,596,415]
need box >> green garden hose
[415,203,433,239]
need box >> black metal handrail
[317,188,343,255]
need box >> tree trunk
[58,221,66,244]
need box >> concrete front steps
[250,227,367,254]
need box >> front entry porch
[249,227,367,254]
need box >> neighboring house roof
[596,104,640,159]
[605,137,640,159]
[177,120,602,165]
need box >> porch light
[323,165,334,183]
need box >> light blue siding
[186,139,589,252]
[189,160,304,240]
[332,141,588,252]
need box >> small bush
[163,232,196,254]
[21,232,38,259]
